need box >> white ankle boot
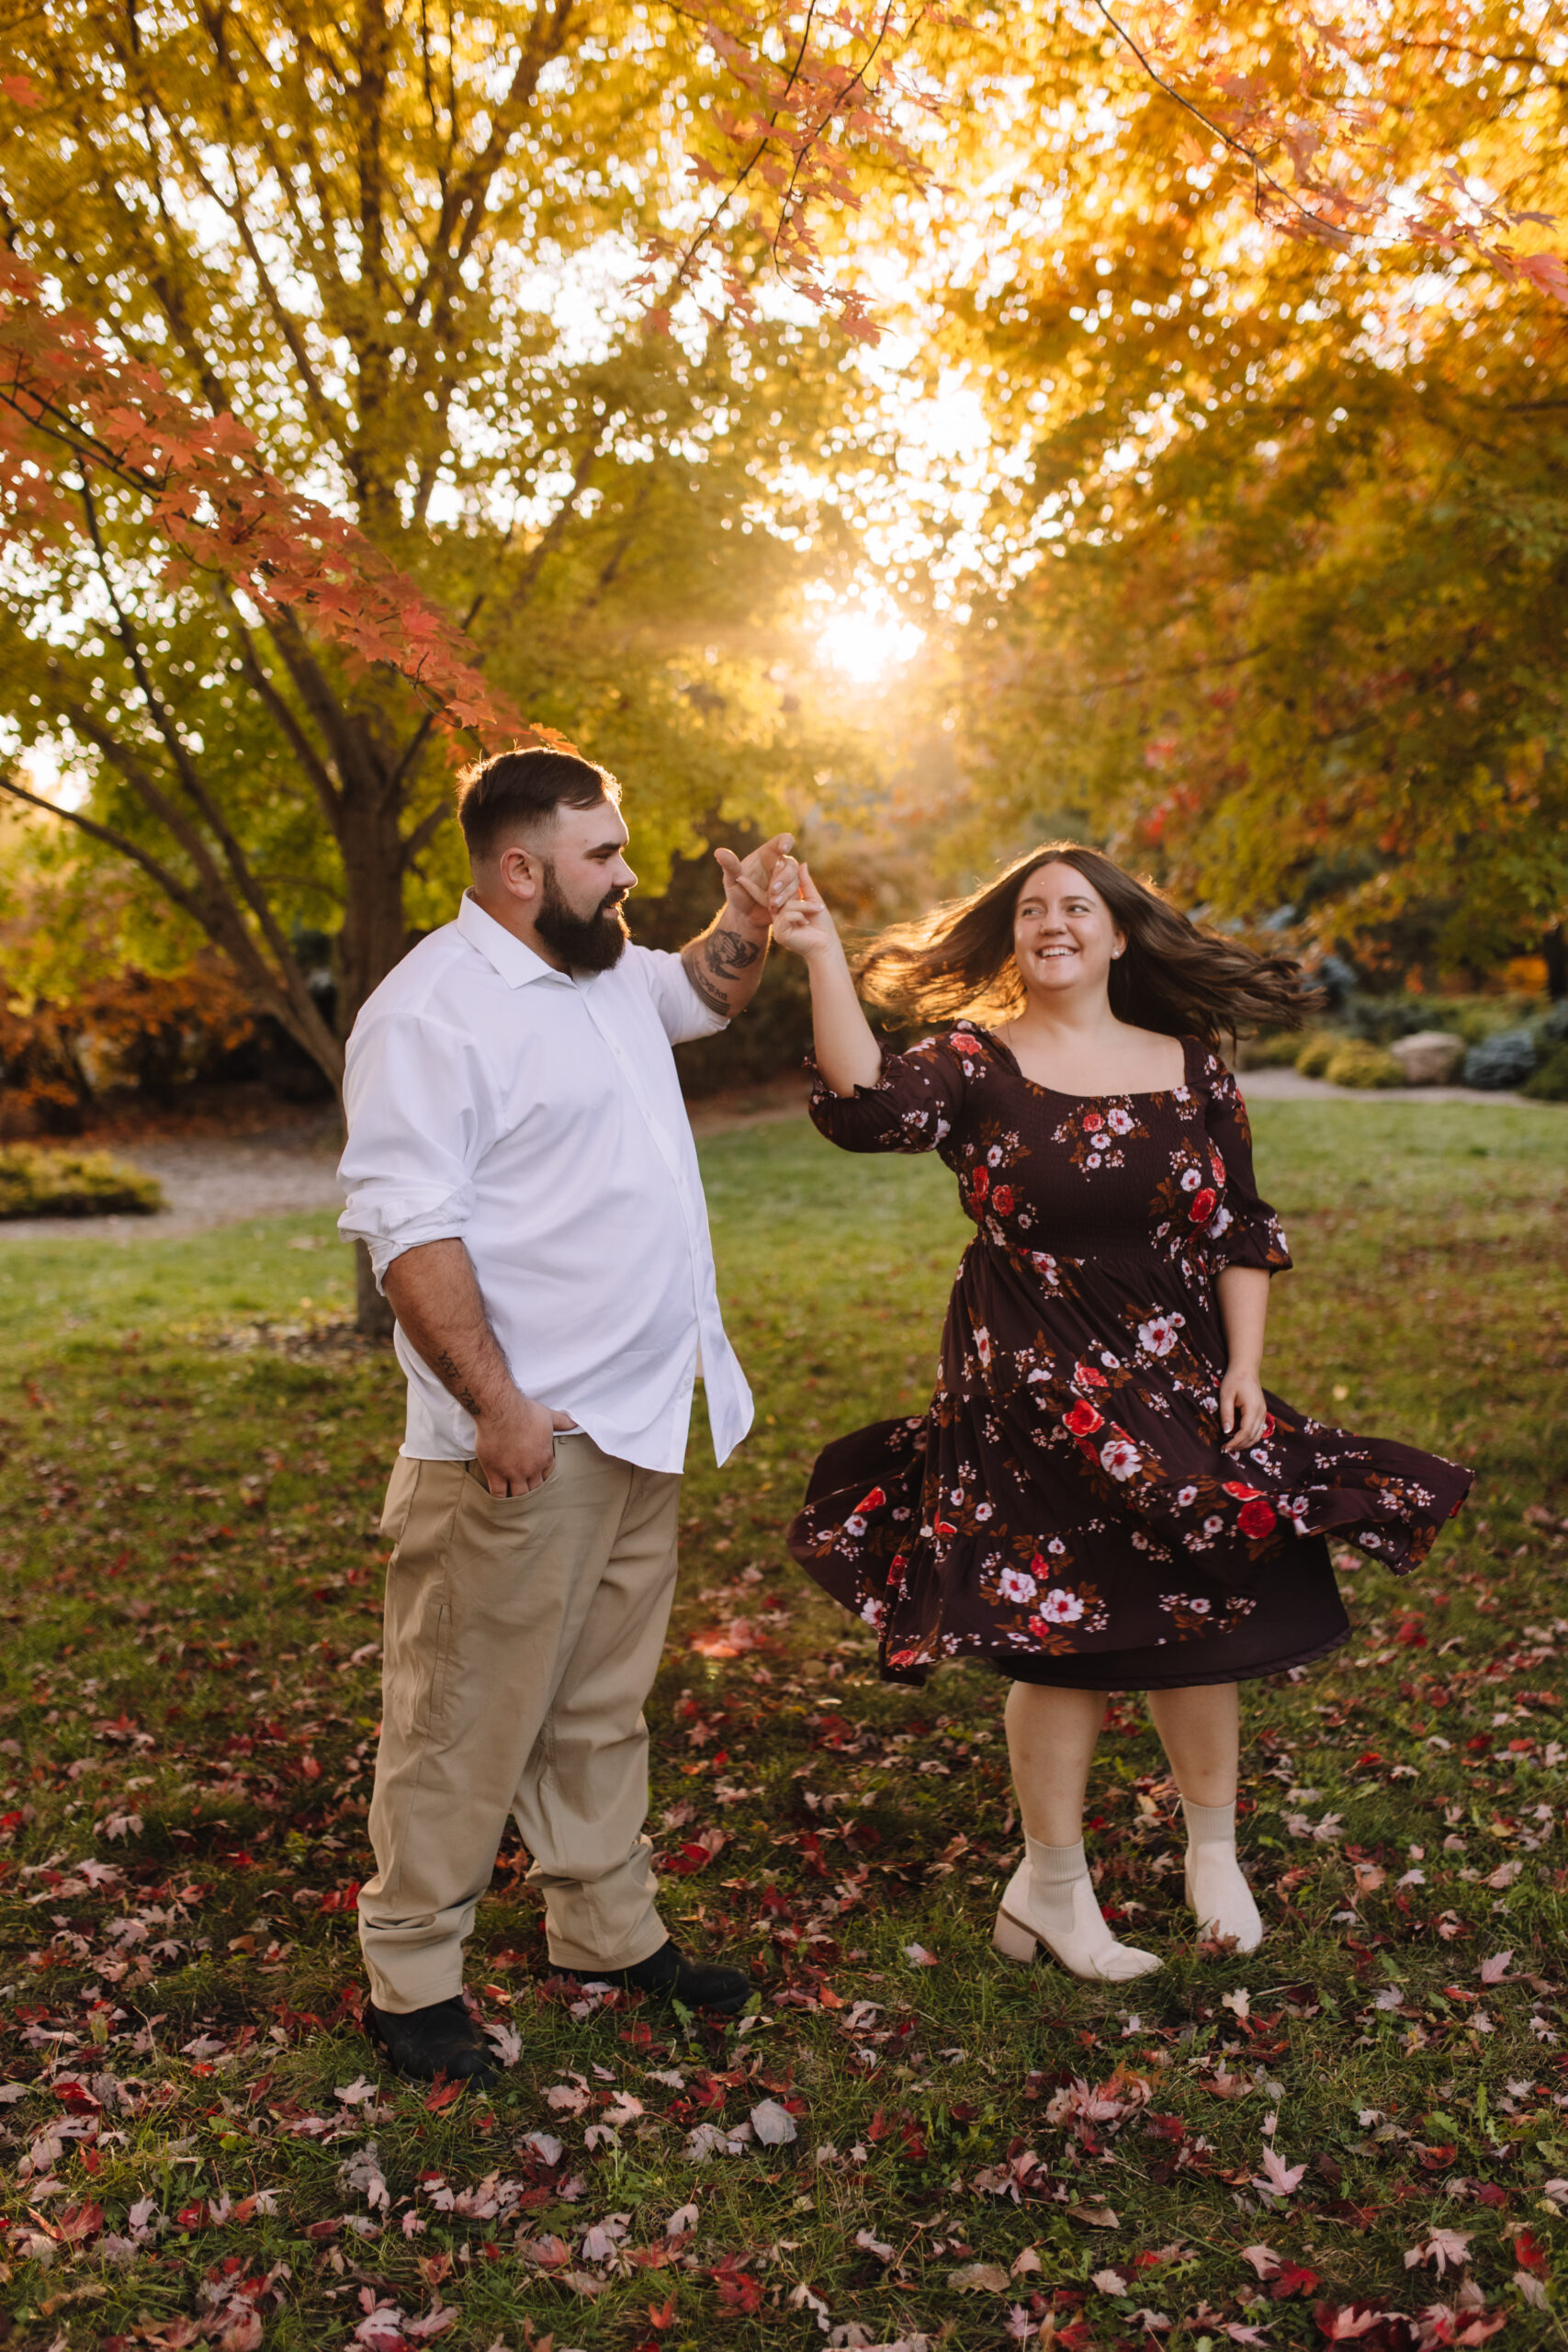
[993,1837,1161,1981]
[1182,1798,1263,1953]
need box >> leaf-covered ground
[0,1098,1564,2352]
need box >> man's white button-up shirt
[337,891,753,1474]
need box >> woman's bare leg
[1004,1682,1107,1845]
[996,1682,1160,1980]
[1145,1682,1239,1804]
[1146,1682,1261,1952]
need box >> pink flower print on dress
[991,1185,1014,1216]
[998,1567,1037,1604]
[975,1327,993,1369]
[1106,1105,1135,1136]
[1100,1435,1142,1481]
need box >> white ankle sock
[1181,1797,1263,1952]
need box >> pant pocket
[379,1460,420,1551]
[423,1600,454,1737]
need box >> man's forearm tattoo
[432,1349,482,1417]
[704,925,761,980]
[685,923,761,1014]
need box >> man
[338,746,787,2086]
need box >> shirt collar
[457,889,572,989]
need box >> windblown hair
[856,843,1320,1044]
[457,746,620,864]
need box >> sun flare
[816,604,926,686]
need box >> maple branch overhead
[1088,0,1354,248]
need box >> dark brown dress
[786,1027,1473,1689]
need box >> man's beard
[534,859,630,973]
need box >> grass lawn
[0,1096,1565,2352]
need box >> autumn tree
[0,1,933,1080]
[878,1,1568,974]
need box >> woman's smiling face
[1011,861,1125,1001]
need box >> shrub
[1240,1031,1305,1069]
[1294,1033,1340,1079]
[1323,1039,1404,1089]
[1445,996,1540,1047]
[0,1147,164,1220]
[1522,1044,1568,1102]
[1462,1029,1538,1091]
[1337,992,1540,1048]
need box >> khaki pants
[358,1437,682,2013]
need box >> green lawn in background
[0,1098,1564,2350]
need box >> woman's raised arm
[769,857,882,1096]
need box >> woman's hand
[1219,1368,1269,1455]
[768,856,840,961]
[768,854,882,1091]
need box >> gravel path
[1,1117,347,1243]
[1235,1068,1525,1105]
[0,1068,1531,1243]
[0,1079,815,1243]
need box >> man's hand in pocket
[476,1394,578,1494]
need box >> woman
[769,844,1472,1983]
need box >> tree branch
[0,768,343,1078]
[1089,0,1357,249]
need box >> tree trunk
[355,1239,396,1341]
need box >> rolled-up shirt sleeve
[635,944,731,1046]
[337,1012,491,1286]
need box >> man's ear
[496,842,543,902]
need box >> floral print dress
[786,1027,1472,1690]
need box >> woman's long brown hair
[855,843,1319,1044]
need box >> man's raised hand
[715,832,794,931]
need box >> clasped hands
[714,833,838,961]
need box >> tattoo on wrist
[431,1349,481,1417]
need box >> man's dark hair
[456,747,620,864]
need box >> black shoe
[367,1995,499,2087]
[576,1939,751,2017]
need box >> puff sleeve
[807,1035,966,1156]
[1200,1056,1292,1273]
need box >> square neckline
[964,1024,1199,1102]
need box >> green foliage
[1463,1028,1540,1091]
[0,1144,163,1218]
[921,8,1568,968]
[1242,1028,1312,1068]
[1522,1044,1568,1102]
[1294,1032,1340,1078]
[0,1103,1565,2344]
[1336,993,1537,1048]
[1321,1038,1404,1090]
[0,9,884,1075]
